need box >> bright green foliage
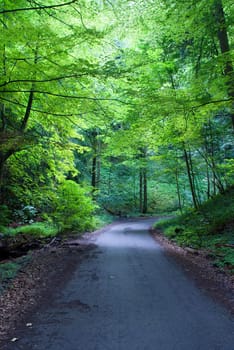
[5,222,58,238]
[0,0,233,239]
[52,180,96,232]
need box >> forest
[0,0,233,268]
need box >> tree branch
[0,74,91,88]
[0,0,78,14]
[0,96,103,117]
[1,90,131,104]
[191,98,233,109]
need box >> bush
[13,205,37,224]
[154,187,234,270]
[0,205,11,226]
[4,222,58,238]
[52,180,96,232]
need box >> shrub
[13,205,37,224]
[0,205,11,226]
[52,180,96,232]
[5,222,58,238]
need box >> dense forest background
[0,0,233,235]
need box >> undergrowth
[3,222,58,238]
[0,255,31,293]
[94,213,114,229]
[154,187,234,273]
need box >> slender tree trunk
[96,145,101,188]
[108,166,111,195]
[142,167,147,214]
[133,172,137,209]
[90,130,98,194]
[183,146,199,209]
[139,147,148,214]
[91,154,97,189]
[214,0,234,128]
[21,89,34,131]
[175,167,183,213]
[208,120,225,193]
[139,168,143,213]
[206,165,211,199]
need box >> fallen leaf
[11,338,18,342]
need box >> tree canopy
[0,0,233,227]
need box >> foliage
[13,206,37,224]
[5,222,58,238]
[154,186,234,272]
[52,180,96,232]
[94,213,114,229]
[0,205,11,226]
[0,0,233,235]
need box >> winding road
[4,218,234,350]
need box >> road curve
[4,218,234,350]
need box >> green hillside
[154,186,234,272]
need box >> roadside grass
[0,223,58,291]
[0,216,115,293]
[154,187,234,273]
[3,222,58,238]
[0,255,31,293]
[94,213,114,229]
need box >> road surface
[4,218,234,350]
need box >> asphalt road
[4,218,234,350]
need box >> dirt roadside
[0,223,113,345]
[151,228,234,314]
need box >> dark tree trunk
[139,169,143,213]
[139,148,148,214]
[21,89,34,131]
[142,167,147,214]
[183,146,199,209]
[214,0,234,128]
[91,154,97,189]
[175,167,183,213]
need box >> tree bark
[139,169,143,213]
[183,146,199,209]
[175,167,183,213]
[142,167,147,214]
[214,0,234,128]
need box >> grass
[154,186,234,272]
[94,213,114,229]
[0,223,58,293]
[4,222,59,238]
[0,255,31,293]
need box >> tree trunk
[175,167,183,213]
[139,168,143,213]
[214,0,234,128]
[206,165,211,199]
[21,89,34,131]
[142,167,147,214]
[183,146,199,209]
[91,154,97,189]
